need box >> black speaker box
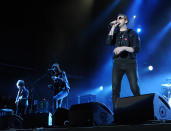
[0,115,23,129]
[69,102,113,126]
[53,108,69,126]
[115,93,171,124]
[23,113,49,128]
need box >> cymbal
[161,83,171,87]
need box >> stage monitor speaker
[0,114,23,130]
[115,93,171,124]
[69,102,113,126]
[23,113,49,128]
[53,108,69,127]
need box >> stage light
[133,15,136,19]
[100,86,103,91]
[137,28,142,33]
[148,65,153,71]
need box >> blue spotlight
[137,28,142,33]
[133,15,136,19]
[141,21,171,62]
[148,65,153,71]
[79,0,120,43]
[126,0,142,19]
[100,86,103,91]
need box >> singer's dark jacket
[106,28,140,60]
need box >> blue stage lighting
[137,28,142,33]
[141,21,171,62]
[100,86,103,91]
[148,65,153,71]
[133,15,136,19]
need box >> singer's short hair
[117,13,129,24]
[16,80,25,88]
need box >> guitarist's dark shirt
[48,71,70,95]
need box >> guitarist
[15,80,29,116]
[48,63,70,113]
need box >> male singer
[106,14,141,119]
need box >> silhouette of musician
[48,63,70,113]
[15,80,29,116]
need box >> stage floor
[4,122,171,131]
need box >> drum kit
[161,78,171,106]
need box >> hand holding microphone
[108,20,119,35]
[109,20,119,28]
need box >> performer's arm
[106,21,119,45]
[63,72,70,89]
[129,30,140,53]
[114,46,134,55]
[15,90,21,103]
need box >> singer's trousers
[112,59,140,115]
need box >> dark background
[0,0,171,100]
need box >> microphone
[109,22,113,26]
[109,21,119,27]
